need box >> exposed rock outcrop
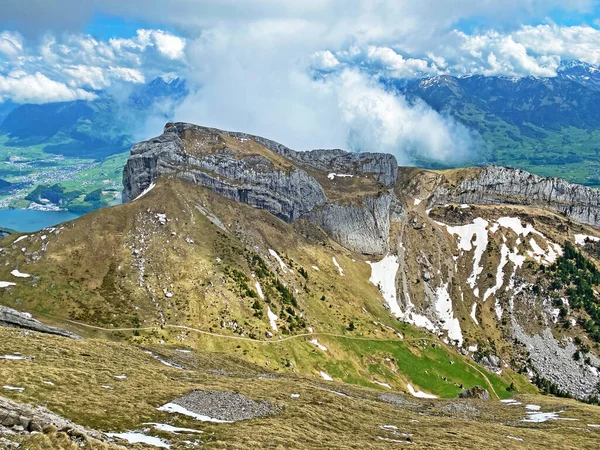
[305,193,398,254]
[431,166,600,229]
[458,386,490,400]
[0,306,81,339]
[123,122,400,254]
[0,395,108,443]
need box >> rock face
[123,122,400,253]
[431,166,600,229]
[122,123,328,222]
[458,386,490,400]
[0,306,81,339]
[306,193,397,254]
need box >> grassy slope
[1,327,599,449]
[0,178,534,400]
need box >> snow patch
[434,283,463,346]
[0,281,16,288]
[367,255,400,316]
[413,198,422,206]
[407,383,437,399]
[332,257,344,276]
[134,182,156,201]
[310,339,327,351]
[267,306,278,332]
[311,265,319,271]
[320,371,333,381]
[574,234,600,246]
[158,403,232,423]
[268,249,288,273]
[443,218,488,296]
[14,235,28,243]
[11,269,30,278]
[108,431,170,448]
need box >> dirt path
[38,313,501,400]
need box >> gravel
[170,390,277,422]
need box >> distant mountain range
[3,60,600,214]
[395,60,600,185]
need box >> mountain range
[3,61,600,215]
[1,122,600,448]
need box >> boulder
[458,386,490,400]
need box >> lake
[0,209,83,232]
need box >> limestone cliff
[123,122,400,254]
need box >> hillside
[1,123,600,448]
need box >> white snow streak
[11,269,30,278]
[14,235,28,243]
[332,257,344,276]
[327,173,353,180]
[470,303,479,325]
[267,306,278,332]
[255,281,264,300]
[268,249,288,273]
[0,281,16,288]
[483,241,509,302]
[157,403,232,423]
[133,182,156,201]
[373,380,392,389]
[407,383,437,399]
[320,371,333,381]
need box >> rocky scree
[169,390,277,422]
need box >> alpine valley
[1,123,600,449]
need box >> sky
[1,0,600,163]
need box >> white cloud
[311,50,339,70]
[110,29,185,60]
[365,46,435,77]
[173,19,480,164]
[0,31,23,58]
[337,71,478,162]
[152,30,186,60]
[0,72,97,103]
